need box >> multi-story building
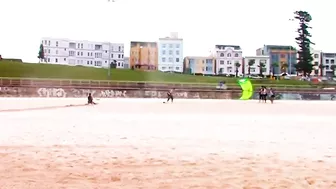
[158,32,183,73]
[183,56,215,75]
[256,45,296,76]
[214,45,243,75]
[123,57,130,69]
[130,41,158,70]
[311,49,322,76]
[243,56,270,75]
[321,52,336,77]
[41,38,124,68]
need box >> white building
[41,38,125,68]
[310,49,322,76]
[243,56,270,76]
[321,52,336,77]
[158,32,183,72]
[215,45,243,75]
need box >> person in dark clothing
[87,93,96,105]
[269,88,275,104]
[167,89,174,103]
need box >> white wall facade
[41,38,125,68]
[311,49,322,76]
[158,37,183,72]
[215,45,243,75]
[321,52,336,76]
[244,56,270,75]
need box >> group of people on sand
[259,86,275,104]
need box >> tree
[331,65,336,76]
[318,63,325,76]
[271,62,279,77]
[281,62,288,74]
[258,61,266,77]
[234,62,241,77]
[247,59,255,75]
[294,11,314,76]
[37,43,45,63]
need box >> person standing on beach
[166,89,174,103]
[269,88,275,104]
[262,86,267,103]
[87,93,96,105]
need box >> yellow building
[130,41,158,70]
[184,56,215,75]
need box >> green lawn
[0,61,313,86]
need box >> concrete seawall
[0,78,336,100]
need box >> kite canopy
[238,78,253,100]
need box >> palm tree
[319,63,325,76]
[235,62,241,77]
[258,62,266,77]
[281,62,288,74]
[331,65,336,76]
[247,59,255,75]
[271,62,279,77]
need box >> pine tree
[37,43,45,63]
[294,11,314,76]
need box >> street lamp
[288,18,295,75]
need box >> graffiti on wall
[71,89,96,98]
[37,88,67,98]
[143,91,199,98]
[100,90,127,98]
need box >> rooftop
[215,45,242,50]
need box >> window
[280,54,286,58]
[162,57,166,62]
[122,54,124,58]
[90,61,93,64]
[176,58,179,62]
[162,66,166,70]
[47,58,50,62]
[175,67,179,70]
[220,53,224,57]
[56,50,58,54]
[48,41,50,46]
[64,58,66,61]
[44,40,47,45]
[118,62,120,66]
[64,48,66,51]
[169,57,173,62]
[162,50,166,55]
[81,52,83,56]
[81,44,83,49]
[227,53,231,57]
[118,46,121,51]
[118,54,121,58]
[77,52,80,56]
[227,60,231,65]
[56,41,58,47]
[176,44,180,48]
[234,53,238,57]
[326,59,329,64]
[105,50,107,53]
[88,52,90,56]
[48,49,50,53]
[176,50,179,55]
[331,59,335,64]
[314,61,318,66]
[162,44,166,48]
[169,44,173,48]
[87,61,89,65]
[111,54,113,58]
[77,43,80,48]
[55,58,58,63]
[105,61,107,63]
[220,60,224,64]
[91,52,93,56]
[169,50,172,55]
[314,54,319,58]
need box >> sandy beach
[0,98,335,188]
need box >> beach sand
[0,98,335,188]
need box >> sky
[0,0,334,62]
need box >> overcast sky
[0,0,332,62]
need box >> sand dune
[0,98,335,188]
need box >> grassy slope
[0,61,310,86]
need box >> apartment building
[256,45,296,76]
[215,45,243,75]
[243,56,270,75]
[130,41,158,70]
[41,38,124,68]
[158,32,183,73]
[183,56,215,75]
[321,52,336,77]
